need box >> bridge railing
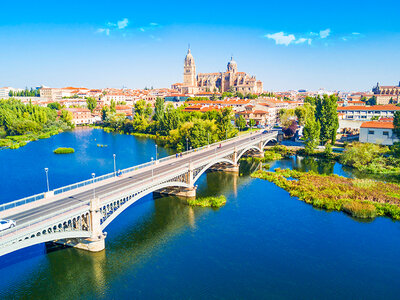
[0,130,265,213]
[0,201,89,242]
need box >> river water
[0,128,400,299]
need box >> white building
[359,121,399,145]
[337,104,400,121]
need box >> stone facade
[372,82,400,105]
[172,48,263,95]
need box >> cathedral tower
[183,48,196,86]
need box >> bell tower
[184,47,196,86]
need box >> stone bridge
[0,130,278,256]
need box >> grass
[187,195,227,208]
[54,147,75,154]
[251,168,400,220]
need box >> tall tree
[153,97,165,122]
[86,97,97,112]
[303,117,321,154]
[315,95,339,144]
[235,115,247,130]
[394,111,400,139]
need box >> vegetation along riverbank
[0,99,73,149]
[252,168,400,220]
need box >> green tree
[394,111,400,139]
[303,117,321,154]
[235,115,247,130]
[153,97,165,122]
[47,102,61,110]
[315,95,339,145]
[110,100,116,113]
[86,97,97,112]
[60,109,73,125]
[249,119,256,128]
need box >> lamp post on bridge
[151,157,154,180]
[186,137,188,152]
[208,132,210,145]
[155,144,158,161]
[92,173,96,199]
[113,154,116,177]
[44,168,50,192]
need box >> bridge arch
[262,138,278,149]
[100,181,190,230]
[236,145,262,163]
[192,158,235,183]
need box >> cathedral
[372,82,400,104]
[172,48,263,95]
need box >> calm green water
[1,128,400,299]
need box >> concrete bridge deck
[0,130,278,256]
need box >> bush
[54,147,75,154]
[343,201,377,219]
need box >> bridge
[0,130,278,257]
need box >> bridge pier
[55,197,106,252]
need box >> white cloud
[150,22,158,26]
[319,29,331,39]
[96,28,110,36]
[117,18,129,29]
[295,38,312,45]
[352,32,360,35]
[139,27,145,32]
[265,32,296,46]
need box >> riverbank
[262,143,400,178]
[252,168,400,220]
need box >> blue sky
[1,0,399,91]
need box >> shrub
[343,201,377,219]
[187,195,226,208]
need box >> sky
[0,0,399,92]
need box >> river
[0,128,400,299]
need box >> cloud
[265,32,296,46]
[352,32,360,35]
[295,38,312,45]
[96,28,110,36]
[97,18,129,36]
[319,29,331,39]
[117,18,129,29]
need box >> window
[383,131,389,136]
[368,130,374,135]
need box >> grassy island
[54,147,75,154]
[252,168,400,220]
[187,195,227,208]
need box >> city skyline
[1,0,399,91]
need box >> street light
[151,157,154,179]
[113,154,116,177]
[186,137,188,152]
[44,168,49,192]
[155,144,158,161]
[208,132,210,145]
[92,173,96,199]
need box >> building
[372,82,400,105]
[172,48,263,94]
[40,88,62,101]
[64,108,94,125]
[337,104,400,121]
[236,107,270,126]
[359,120,399,145]
[0,87,12,98]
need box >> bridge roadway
[2,131,267,228]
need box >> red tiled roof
[338,105,400,111]
[361,121,394,129]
